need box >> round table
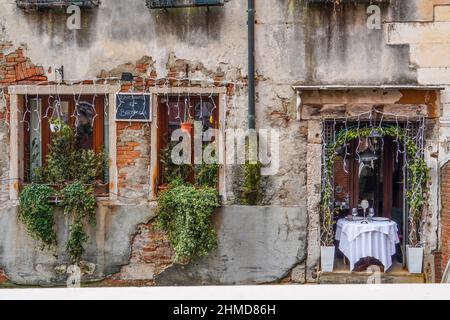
[335,218,400,271]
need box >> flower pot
[181,122,193,134]
[407,246,424,274]
[321,246,335,273]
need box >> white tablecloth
[336,219,400,271]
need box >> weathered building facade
[0,0,449,286]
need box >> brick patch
[112,222,174,284]
[116,122,151,199]
[0,268,8,284]
[440,161,450,282]
[0,44,47,85]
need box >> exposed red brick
[439,161,450,282]
[0,268,8,285]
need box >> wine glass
[352,208,358,221]
[369,208,375,222]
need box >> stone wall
[0,0,447,285]
[0,203,155,286]
[385,0,450,282]
[0,204,307,286]
[155,206,307,286]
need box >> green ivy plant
[321,125,429,247]
[156,181,220,263]
[156,140,221,263]
[61,182,96,264]
[18,184,57,250]
[241,161,262,205]
[19,123,102,265]
[42,122,104,185]
[159,142,193,186]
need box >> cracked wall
[0,0,444,285]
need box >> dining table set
[335,215,400,271]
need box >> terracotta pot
[181,122,193,134]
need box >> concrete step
[318,271,425,284]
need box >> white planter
[407,246,424,274]
[321,246,335,272]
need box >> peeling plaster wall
[0,0,444,285]
[155,206,307,286]
[0,0,420,206]
[0,203,155,286]
[385,0,450,282]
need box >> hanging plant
[19,184,57,250]
[156,181,220,263]
[321,125,429,247]
[157,140,221,263]
[61,182,96,264]
[19,123,102,264]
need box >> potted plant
[181,121,193,134]
[406,245,424,274]
[180,104,194,134]
[406,220,424,274]
[320,149,337,272]
[320,199,336,273]
[405,160,428,274]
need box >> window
[326,121,421,220]
[157,95,219,188]
[23,95,108,193]
[16,0,100,9]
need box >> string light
[322,109,427,247]
[0,75,245,202]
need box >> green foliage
[321,125,429,247]
[19,124,101,265]
[39,122,104,185]
[156,182,220,263]
[18,184,57,249]
[74,150,105,184]
[241,161,262,205]
[66,222,89,265]
[195,163,219,188]
[157,142,221,263]
[160,142,219,188]
[61,182,96,264]
[44,122,76,184]
[160,142,193,185]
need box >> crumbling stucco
[0,203,155,286]
[155,206,307,286]
[0,0,448,285]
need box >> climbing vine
[241,161,262,205]
[321,125,429,247]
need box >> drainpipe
[248,0,256,130]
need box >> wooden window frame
[156,94,220,190]
[8,85,120,201]
[21,94,107,195]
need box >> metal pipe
[248,0,256,130]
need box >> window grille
[16,0,100,10]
